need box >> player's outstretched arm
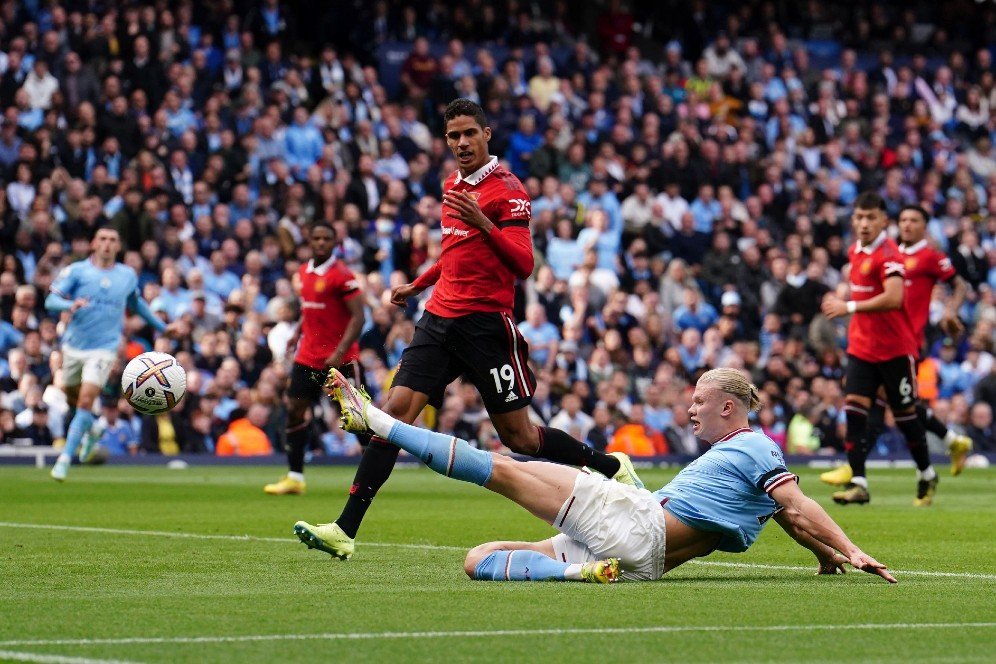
[770,481,897,583]
[773,509,849,575]
[127,290,168,333]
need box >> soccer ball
[121,351,187,415]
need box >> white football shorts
[62,346,117,388]
[551,470,667,581]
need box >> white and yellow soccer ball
[121,351,187,415]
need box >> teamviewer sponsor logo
[442,225,471,237]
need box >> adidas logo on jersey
[505,391,518,402]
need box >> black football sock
[534,426,621,477]
[895,411,932,472]
[286,421,309,475]
[866,401,887,447]
[335,436,401,539]
[916,404,949,439]
[844,403,870,479]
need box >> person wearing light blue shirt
[285,107,324,180]
[304,368,897,584]
[518,304,561,369]
[44,227,178,481]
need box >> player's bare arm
[940,275,968,336]
[822,276,903,319]
[773,510,848,575]
[770,480,897,583]
[325,294,365,368]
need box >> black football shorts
[392,311,536,414]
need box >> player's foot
[580,558,621,584]
[264,475,306,495]
[293,520,355,560]
[820,464,853,486]
[78,421,105,464]
[832,483,870,505]
[608,452,645,490]
[324,368,372,433]
[50,457,70,482]
[913,476,939,507]
[948,435,973,476]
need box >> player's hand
[324,349,345,368]
[939,314,964,337]
[163,321,186,339]
[821,295,849,319]
[70,298,89,313]
[390,283,420,307]
[816,552,849,575]
[443,191,492,233]
[847,550,897,584]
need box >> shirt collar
[854,230,887,255]
[306,253,335,276]
[454,156,498,186]
[900,239,927,254]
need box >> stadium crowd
[0,0,994,459]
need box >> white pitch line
[2,622,994,648]
[0,650,137,664]
[1,521,994,579]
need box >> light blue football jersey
[49,259,144,352]
[654,428,797,553]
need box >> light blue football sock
[386,420,493,486]
[473,550,571,581]
[63,409,95,459]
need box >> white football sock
[366,405,396,439]
[287,471,304,482]
[918,466,937,482]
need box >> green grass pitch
[0,464,993,663]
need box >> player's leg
[332,385,427,537]
[52,350,111,481]
[832,355,876,504]
[327,317,455,543]
[914,401,973,476]
[464,537,618,583]
[456,312,636,484]
[881,355,938,505]
[265,364,323,494]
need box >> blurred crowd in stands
[0,0,994,459]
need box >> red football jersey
[846,232,918,362]
[900,239,957,351]
[295,256,361,370]
[425,157,534,317]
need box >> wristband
[846,301,857,314]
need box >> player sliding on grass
[296,367,897,584]
[309,98,642,560]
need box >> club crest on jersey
[905,258,918,270]
[315,279,326,293]
[465,191,481,202]
[100,278,111,289]
[859,260,872,275]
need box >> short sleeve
[336,265,361,299]
[740,440,798,494]
[50,263,77,299]
[881,255,906,280]
[486,182,532,228]
[934,252,957,282]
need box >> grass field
[0,463,993,663]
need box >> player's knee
[495,422,539,454]
[464,542,501,577]
[381,391,416,422]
